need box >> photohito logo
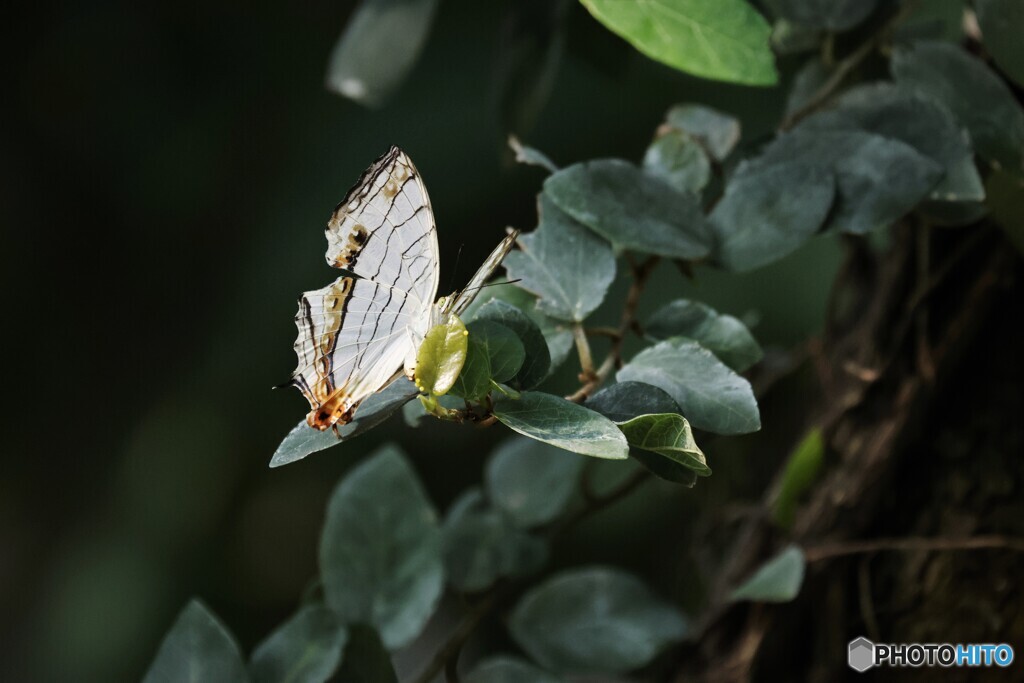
[848,637,1014,671]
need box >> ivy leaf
[643,130,712,194]
[578,0,777,86]
[465,656,562,683]
[976,0,1024,88]
[892,40,1024,176]
[503,194,616,322]
[664,104,741,161]
[485,436,585,528]
[748,130,942,234]
[617,413,710,476]
[142,600,247,683]
[324,0,440,106]
[895,0,964,43]
[319,446,442,649]
[585,381,681,423]
[544,159,712,259]
[767,0,877,31]
[803,84,984,202]
[509,566,688,674]
[646,299,763,371]
[771,20,824,55]
[493,392,629,459]
[451,321,525,401]
[730,545,806,602]
[270,378,417,468]
[785,58,831,117]
[334,626,397,683]
[415,316,469,396]
[473,300,551,389]
[250,605,348,683]
[618,338,760,435]
[772,429,825,529]
[463,279,573,373]
[509,135,559,173]
[441,489,548,591]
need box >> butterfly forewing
[288,147,439,430]
[325,146,440,306]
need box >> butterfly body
[286,146,517,432]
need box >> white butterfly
[285,146,517,432]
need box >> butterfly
[284,146,518,433]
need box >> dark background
[1,1,840,680]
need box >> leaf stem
[572,322,596,379]
[803,535,1024,562]
[565,255,660,403]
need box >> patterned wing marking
[325,146,440,307]
[448,229,521,316]
[287,275,428,431]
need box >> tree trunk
[680,224,1023,681]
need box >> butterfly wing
[449,229,520,316]
[287,147,440,430]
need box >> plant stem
[572,322,596,379]
[804,535,1024,562]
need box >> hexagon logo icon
[848,637,875,672]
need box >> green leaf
[473,300,551,389]
[509,566,688,674]
[772,429,825,529]
[485,436,585,528]
[334,625,397,683]
[503,194,616,322]
[665,104,742,161]
[508,135,559,173]
[414,316,469,396]
[617,338,760,435]
[544,159,712,259]
[451,321,525,401]
[630,448,699,486]
[441,489,547,592]
[270,378,418,468]
[585,381,681,423]
[710,160,834,270]
[771,20,823,55]
[643,130,712,194]
[730,545,806,602]
[802,83,984,202]
[748,129,942,234]
[250,605,348,683]
[142,600,247,683]
[895,0,964,43]
[892,40,1024,175]
[319,446,442,649]
[324,0,440,106]
[785,58,831,117]
[465,657,563,683]
[617,413,710,476]
[578,0,777,86]
[976,0,1024,87]
[646,299,763,371]
[493,392,629,459]
[463,278,573,373]
[767,0,877,31]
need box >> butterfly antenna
[447,243,465,293]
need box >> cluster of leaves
[144,445,698,681]
[273,99,767,480]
